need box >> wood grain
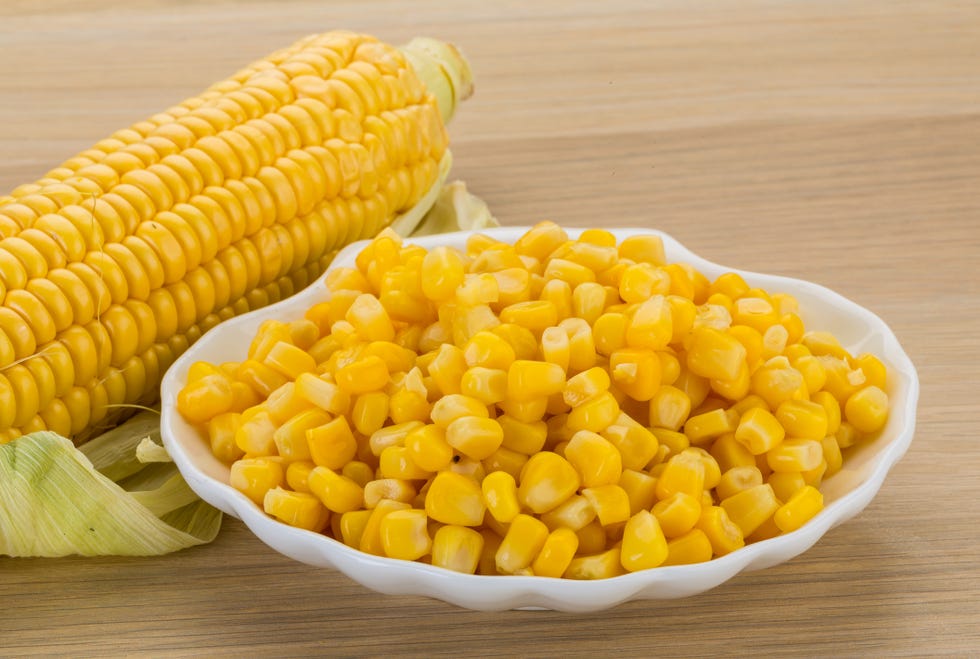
[1,1,978,656]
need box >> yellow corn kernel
[307,415,357,470]
[274,408,331,462]
[380,508,432,561]
[490,267,533,307]
[773,485,823,533]
[593,312,628,356]
[345,293,394,342]
[404,424,454,472]
[695,505,745,556]
[420,246,465,302]
[567,391,620,433]
[809,391,840,436]
[662,528,713,566]
[801,458,828,487]
[563,429,622,488]
[562,366,609,408]
[581,484,631,526]
[651,491,702,538]
[389,387,431,426]
[207,412,244,463]
[792,354,827,394]
[176,372,234,424]
[543,257,596,288]
[564,547,626,580]
[854,353,887,390]
[234,410,277,455]
[424,471,486,526]
[483,446,530,481]
[651,427,690,458]
[602,422,659,471]
[307,465,364,513]
[427,343,467,396]
[294,372,350,415]
[618,263,670,304]
[751,359,807,410]
[619,510,669,572]
[460,366,507,405]
[607,348,661,402]
[368,420,424,456]
[734,406,785,455]
[359,498,412,557]
[495,513,549,574]
[719,483,779,536]
[446,416,504,461]
[775,399,828,440]
[619,469,659,515]
[835,421,861,449]
[683,447,721,490]
[351,391,389,436]
[531,528,579,578]
[285,460,316,494]
[573,520,607,555]
[482,470,521,524]
[820,435,843,477]
[729,324,764,370]
[683,407,737,445]
[451,304,502,348]
[497,414,548,455]
[654,450,705,501]
[431,525,484,574]
[539,325,570,372]
[338,509,373,549]
[229,457,284,505]
[572,282,608,325]
[649,385,691,431]
[498,300,558,333]
[560,317,598,372]
[625,295,672,350]
[263,340,316,380]
[709,432,756,473]
[556,240,617,273]
[732,296,778,333]
[512,221,568,260]
[844,385,889,434]
[456,273,499,306]
[685,327,747,382]
[767,470,806,502]
[379,446,432,480]
[766,439,824,473]
[497,396,548,423]
[335,355,390,395]
[341,461,374,489]
[506,360,566,403]
[518,451,581,514]
[618,234,666,266]
[430,393,489,428]
[540,494,596,531]
[715,465,764,501]
[361,341,416,374]
[801,330,850,359]
[263,487,328,532]
[539,278,573,323]
[463,330,516,371]
[266,381,313,425]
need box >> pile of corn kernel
[177,222,890,579]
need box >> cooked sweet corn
[180,223,892,579]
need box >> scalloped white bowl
[160,226,918,612]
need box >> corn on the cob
[0,31,472,444]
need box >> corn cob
[0,31,473,444]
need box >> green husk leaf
[0,413,220,557]
[407,179,499,236]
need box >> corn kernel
[494,414,546,455]
[607,348,661,402]
[715,465,764,500]
[421,246,465,302]
[602,422,659,471]
[619,469,659,515]
[654,450,705,501]
[235,410,277,455]
[518,451,580,514]
[685,327,747,382]
[496,513,550,574]
[351,391,389,436]
[792,354,827,394]
[404,424,454,473]
[625,296,672,350]
[767,439,823,472]
[379,446,432,480]
[567,391,620,433]
[497,396,549,423]
[835,421,861,449]
[263,487,327,532]
[446,416,504,461]
[264,341,316,380]
[564,547,626,580]
[651,427,690,458]
[767,471,806,502]
[812,390,842,435]
[719,483,779,536]
[431,525,484,574]
[618,234,666,266]
[652,492,702,538]
[531,528,579,578]
[774,485,824,533]
[844,385,889,434]
[734,406,785,455]
[684,407,737,445]
[821,435,844,477]
[649,385,691,431]
[367,420,424,457]
[696,505,745,556]
[345,293,394,342]
[619,510,668,572]
[593,312,628,356]
[339,509,372,549]
[775,399,828,440]
[274,408,330,462]
[662,528,713,566]
[581,484,631,526]
[230,457,284,505]
[709,432,756,472]
[360,499,412,556]
[564,430,623,488]
[460,366,508,405]
[308,465,364,513]
[482,471,521,524]
[307,416,357,470]
[540,494,596,531]
[430,393,489,428]
[285,460,316,493]
[177,372,234,424]
[428,343,467,396]
[294,372,350,415]
[425,471,486,526]
[507,360,566,402]
[207,412,244,463]
[379,509,432,561]
[335,355,390,395]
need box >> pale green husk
[0,183,497,558]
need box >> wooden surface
[1,1,978,656]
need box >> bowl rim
[160,225,919,612]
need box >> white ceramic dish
[160,227,918,612]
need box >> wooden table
[2,1,978,655]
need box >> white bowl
[160,227,919,612]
